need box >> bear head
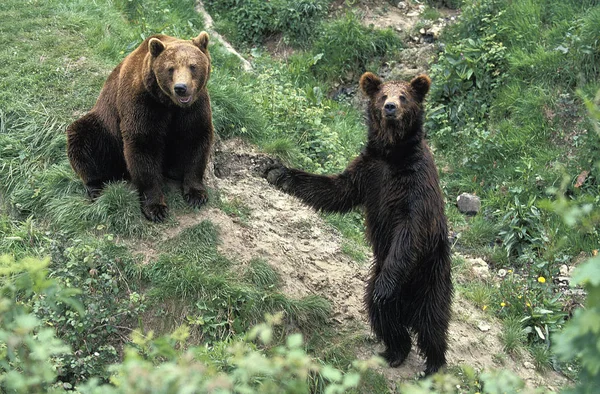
[148,32,211,107]
[359,72,430,144]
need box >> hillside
[1,0,599,393]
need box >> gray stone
[468,257,490,280]
[397,1,407,9]
[457,193,481,215]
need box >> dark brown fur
[67,32,214,222]
[265,73,452,375]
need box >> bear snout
[174,83,188,96]
[384,102,397,117]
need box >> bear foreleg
[263,162,363,213]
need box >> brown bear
[264,72,452,375]
[67,32,214,222]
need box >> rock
[419,28,426,35]
[429,25,443,39]
[477,322,491,332]
[457,193,481,215]
[523,361,535,370]
[468,258,490,280]
[397,1,407,9]
[497,269,507,278]
[407,11,420,17]
[559,264,569,276]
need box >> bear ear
[360,72,383,97]
[410,74,431,102]
[149,38,165,57]
[192,31,210,53]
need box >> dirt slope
[136,138,567,391]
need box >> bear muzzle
[174,83,193,104]
[384,102,397,117]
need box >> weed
[500,316,526,357]
[459,214,499,250]
[218,195,252,223]
[463,282,493,310]
[530,344,551,373]
[242,258,281,290]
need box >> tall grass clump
[204,0,329,47]
[310,12,402,83]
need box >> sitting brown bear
[265,73,452,375]
[67,32,214,222]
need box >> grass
[500,316,526,357]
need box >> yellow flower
[508,269,513,273]
[482,305,488,311]
[538,276,546,283]
[593,249,598,256]
[517,295,522,299]
[526,302,531,307]
[500,302,506,307]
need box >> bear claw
[142,203,169,222]
[184,188,208,208]
[379,349,409,368]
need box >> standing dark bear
[264,72,452,375]
[67,32,214,222]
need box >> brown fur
[265,73,452,375]
[67,32,214,222]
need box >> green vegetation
[1,0,600,392]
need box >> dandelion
[526,302,531,307]
[538,276,546,284]
[508,269,513,273]
[500,302,506,307]
[482,305,488,311]
[517,295,522,299]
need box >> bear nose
[384,102,397,115]
[174,83,188,96]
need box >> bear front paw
[263,163,289,187]
[142,202,169,223]
[372,276,397,304]
[184,187,208,208]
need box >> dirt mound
[135,138,567,390]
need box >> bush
[0,255,74,393]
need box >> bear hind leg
[379,324,412,367]
[414,309,449,375]
[67,113,127,199]
[367,298,412,367]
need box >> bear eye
[399,95,407,103]
[189,65,196,72]
[168,67,174,76]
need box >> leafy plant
[497,195,548,259]
[0,255,75,393]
